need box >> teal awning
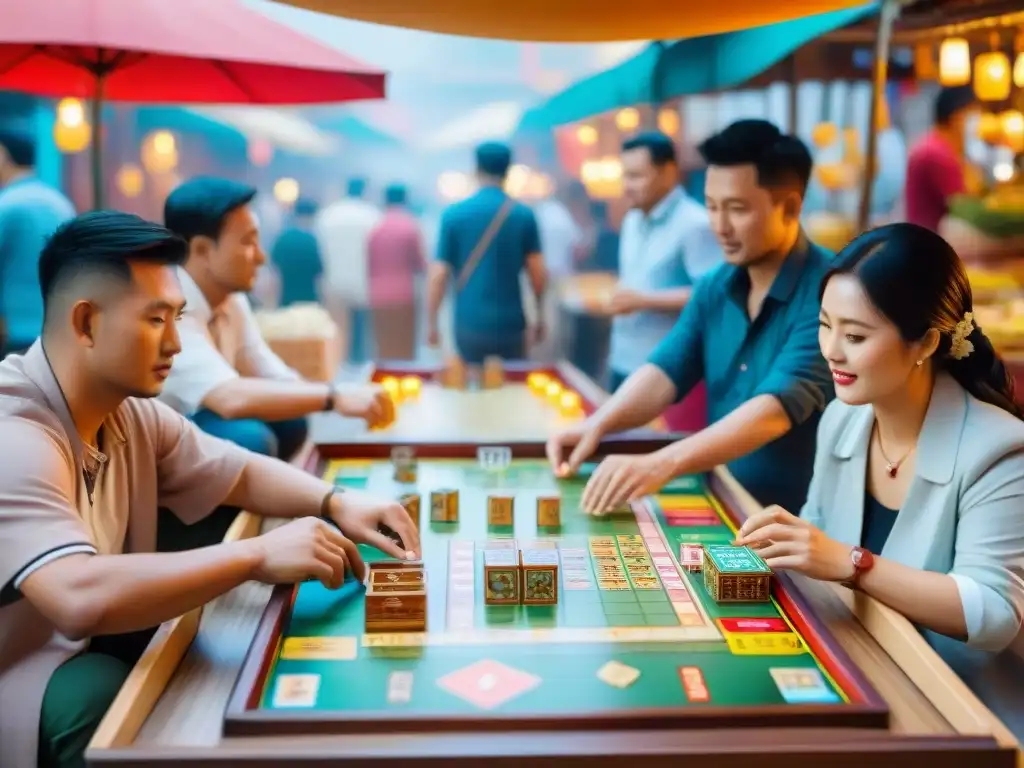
[518,2,877,133]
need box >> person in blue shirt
[547,119,834,516]
[270,197,322,307]
[426,142,548,364]
[0,127,75,356]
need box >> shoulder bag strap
[455,198,515,293]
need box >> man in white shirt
[607,131,723,389]
[314,178,382,363]
[534,193,582,362]
[160,177,391,461]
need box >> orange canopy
[275,0,872,42]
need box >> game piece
[399,375,421,399]
[519,548,559,605]
[398,492,421,528]
[487,494,514,526]
[281,636,357,661]
[679,543,704,572]
[483,548,521,604]
[439,355,466,389]
[365,562,427,632]
[596,660,640,689]
[481,355,504,389]
[703,545,772,603]
[391,445,417,483]
[430,488,459,522]
[526,371,550,395]
[558,390,582,417]
[535,495,561,527]
[544,379,563,404]
[477,445,512,473]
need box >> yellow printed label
[725,632,805,656]
[281,636,357,660]
[654,494,713,509]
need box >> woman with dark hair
[736,222,1024,653]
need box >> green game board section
[262,461,845,716]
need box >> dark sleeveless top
[861,492,898,554]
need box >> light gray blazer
[800,373,1024,652]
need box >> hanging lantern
[913,43,937,80]
[576,124,598,145]
[273,177,300,205]
[977,112,1004,143]
[939,37,971,86]
[141,130,178,174]
[657,108,680,135]
[1001,110,1024,153]
[810,122,839,149]
[115,164,144,198]
[53,121,91,154]
[973,51,1011,102]
[615,108,640,132]
[1014,52,1024,88]
[52,98,91,153]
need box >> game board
[225,450,888,736]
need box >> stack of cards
[387,670,414,704]
[589,536,629,591]
[617,535,660,590]
[558,547,594,591]
[597,660,641,689]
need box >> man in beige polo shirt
[159,176,392,462]
[0,211,420,768]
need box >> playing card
[769,667,839,703]
[597,660,641,689]
[272,674,321,707]
[387,671,414,704]
[281,636,357,661]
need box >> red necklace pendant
[886,463,898,478]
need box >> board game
[320,360,660,445]
[225,440,888,737]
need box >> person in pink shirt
[905,86,977,233]
[367,184,427,359]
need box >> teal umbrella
[517,2,877,133]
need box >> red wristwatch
[845,546,875,588]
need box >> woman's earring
[916,360,923,366]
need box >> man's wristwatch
[841,546,875,590]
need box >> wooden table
[85,363,1021,767]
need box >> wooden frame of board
[85,361,1022,766]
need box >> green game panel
[259,460,845,716]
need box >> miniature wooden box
[702,545,772,603]
[481,355,504,389]
[519,549,559,605]
[536,495,561,527]
[365,562,427,632]
[487,494,514,526]
[430,488,459,522]
[483,549,520,605]
[439,356,466,389]
[398,492,420,528]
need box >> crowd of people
[0,90,1021,768]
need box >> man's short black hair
[0,126,36,167]
[698,119,813,195]
[621,131,677,166]
[163,176,256,244]
[475,142,513,178]
[934,85,976,126]
[39,210,187,327]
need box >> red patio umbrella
[0,0,387,207]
